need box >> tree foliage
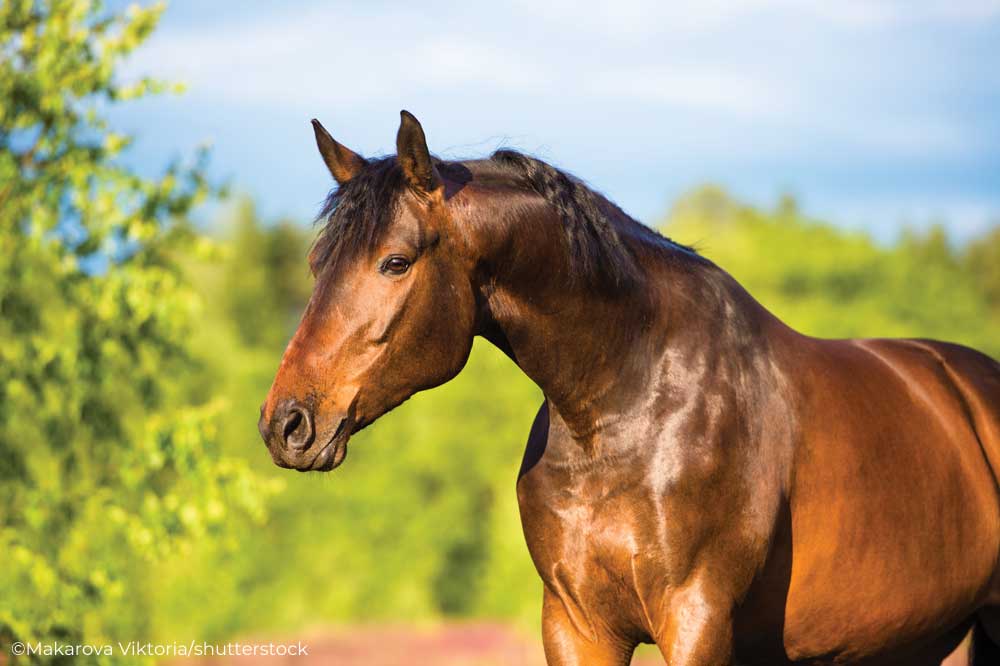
[966,226,1000,313]
[0,1,271,661]
[665,186,1000,359]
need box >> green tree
[662,187,999,358]
[0,1,270,662]
[220,199,314,348]
[965,224,1000,311]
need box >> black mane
[311,156,407,274]
[489,149,642,288]
[311,149,694,288]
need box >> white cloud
[123,0,992,159]
[129,3,795,117]
[511,0,1000,33]
[586,65,789,118]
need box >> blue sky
[111,0,1000,241]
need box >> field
[169,624,666,666]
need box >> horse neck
[477,210,758,451]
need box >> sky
[111,0,1000,242]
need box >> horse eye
[381,255,411,275]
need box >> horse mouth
[300,419,350,472]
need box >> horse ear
[396,110,441,193]
[312,119,366,185]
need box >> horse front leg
[654,577,735,666]
[540,588,636,666]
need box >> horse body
[780,338,1000,662]
[260,112,1000,665]
[507,243,1000,664]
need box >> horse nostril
[281,405,314,451]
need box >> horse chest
[516,466,690,637]
[517,432,736,573]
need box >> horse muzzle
[259,399,350,472]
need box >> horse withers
[259,111,1000,665]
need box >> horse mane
[487,150,643,289]
[311,156,406,274]
[311,149,696,289]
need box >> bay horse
[259,111,1000,665]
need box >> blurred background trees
[666,187,1000,358]
[1,1,999,664]
[0,0,271,661]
